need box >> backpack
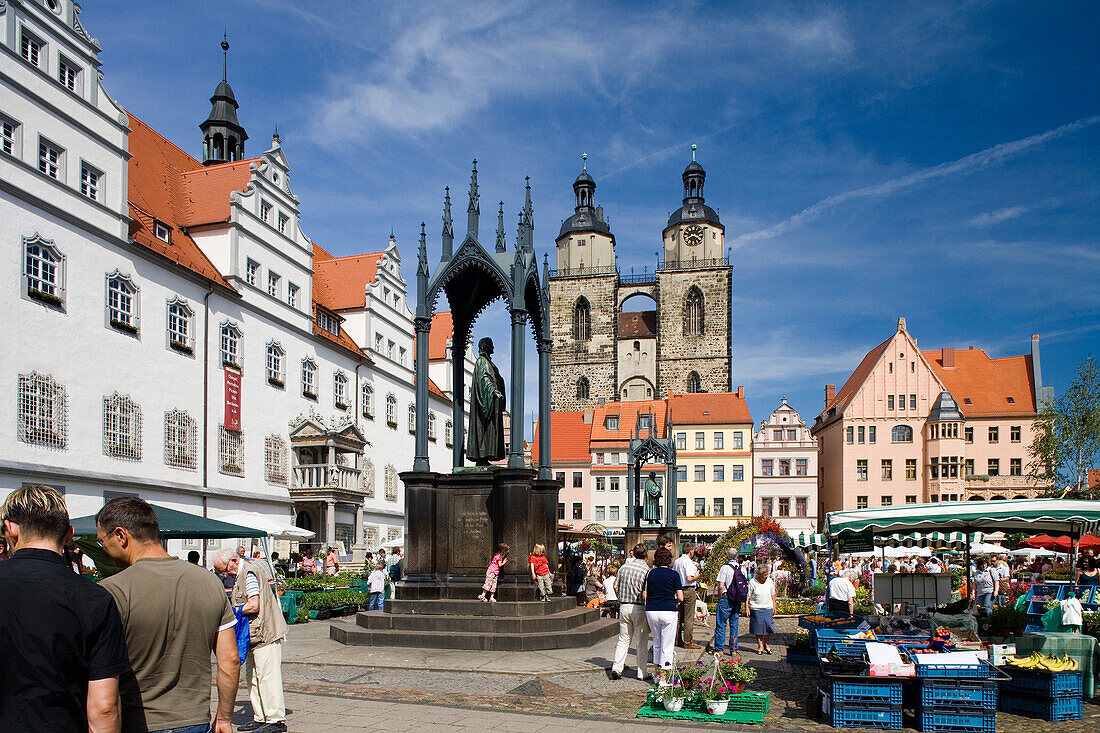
[724,563,749,605]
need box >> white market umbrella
[969,542,1007,555]
[214,511,315,541]
[1008,546,1057,558]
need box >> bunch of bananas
[1006,652,1079,671]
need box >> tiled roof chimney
[825,384,836,407]
[736,385,744,398]
[942,347,955,368]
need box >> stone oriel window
[684,286,704,336]
[572,297,591,341]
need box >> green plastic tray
[637,691,770,724]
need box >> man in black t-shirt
[0,485,130,731]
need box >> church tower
[200,37,248,165]
[549,155,618,411]
[656,146,732,395]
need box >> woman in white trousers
[643,546,685,684]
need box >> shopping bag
[1040,606,1064,632]
[233,604,250,663]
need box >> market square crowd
[0,485,289,732]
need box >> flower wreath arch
[700,516,808,595]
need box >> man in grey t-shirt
[98,497,240,733]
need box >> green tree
[1029,355,1100,498]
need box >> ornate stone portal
[332,163,617,650]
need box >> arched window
[386,394,397,426]
[362,383,374,418]
[684,286,704,336]
[892,425,914,443]
[445,419,453,447]
[106,271,139,333]
[576,376,590,400]
[573,297,591,341]
[300,358,317,398]
[687,371,702,393]
[408,403,416,433]
[333,371,348,409]
[220,321,242,369]
[428,411,437,440]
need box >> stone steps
[356,605,602,634]
[329,613,619,651]
[384,596,578,616]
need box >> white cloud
[730,114,1100,248]
[308,2,853,147]
[967,206,1027,226]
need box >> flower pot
[705,699,730,716]
[662,697,684,713]
[1014,628,1026,637]
[731,681,746,694]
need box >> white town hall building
[0,0,469,557]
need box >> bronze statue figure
[642,471,662,525]
[467,337,506,465]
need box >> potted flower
[654,680,689,712]
[696,679,738,715]
[717,658,757,693]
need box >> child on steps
[529,544,553,601]
[478,543,510,602]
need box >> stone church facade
[549,154,733,411]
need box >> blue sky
[88,0,1099,429]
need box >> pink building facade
[812,318,1051,514]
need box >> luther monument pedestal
[330,163,617,650]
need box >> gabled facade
[0,1,458,558]
[753,398,818,533]
[812,318,1050,513]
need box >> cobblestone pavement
[245,616,1100,731]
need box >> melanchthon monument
[332,162,617,650]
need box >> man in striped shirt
[610,543,652,680]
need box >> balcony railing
[549,259,731,281]
[548,265,617,278]
[658,257,730,271]
[294,463,361,491]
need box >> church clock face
[683,224,704,246]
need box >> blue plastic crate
[1000,693,1083,721]
[1002,669,1082,697]
[913,658,998,679]
[815,628,868,655]
[919,679,997,708]
[799,613,864,631]
[1023,623,1045,634]
[832,680,903,705]
[918,707,996,733]
[1062,585,1095,603]
[787,648,819,665]
[1027,599,1057,616]
[1025,584,1063,601]
[877,633,932,648]
[831,704,903,729]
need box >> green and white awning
[795,531,981,551]
[825,499,1100,537]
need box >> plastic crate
[1023,623,1045,634]
[786,648,819,665]
[1062,585,1095,603]
[799,613,864,631]
[1025,584,1063,601]
[1002,669,1082,697]
[831,680,904,705]
[917,707,996,733]
[1027,600,1057,616]
[816,628,874,654]
[913,658,998,679]
[999,693,1083,721]
[918,679,997,708]
[638,690,770,724]
[831,703,903,729]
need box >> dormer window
[316,310,339,336]
[154,222,171,242]
[606,415,619,430]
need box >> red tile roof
[178,159,256,226]
[125,112,234,289]
[430,312,454,359]
[1089,469,1100,490]
[618,311,657,339]
[590,400,668,443]
[531,412,592,463]
[924,348,1036,416]
[309,304,368,361]
[668,391,752,425]
[820,335,894,418]
[312,250,384,310]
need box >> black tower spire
[200,36,248,165]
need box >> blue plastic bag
[233,604,250,664]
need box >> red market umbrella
[1020,534,1100,551]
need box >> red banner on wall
[224,368,242,431]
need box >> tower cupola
[557,153,611,239]
[200,36,248,165]
[665,144,722,230]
